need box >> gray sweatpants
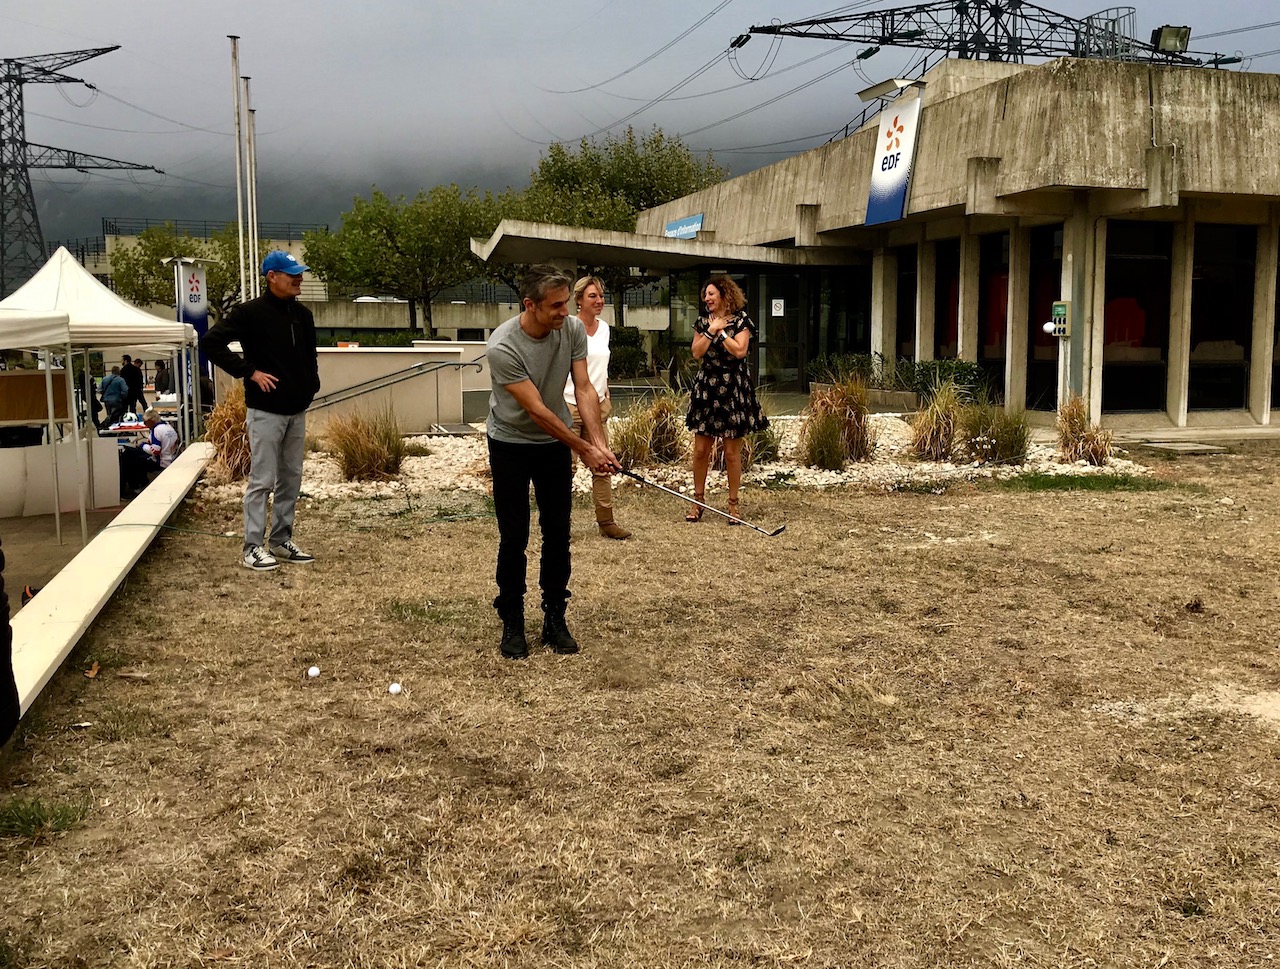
[244,407,307,555]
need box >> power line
[1196,20,1280,41]
[577,49,731,139]
[596,46,845,102]
[537,0,735,95]
[26,108,226,136]
[680,58,857,138]
[705,128,843,152]
[76,83,230,135]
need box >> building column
[1005,224,1030,412]
[1087,218,1108,423]
[957,226,980,361]
[870,247,898,363]
[915,239,936,362]
[1248,211,1279,424]
[1166,214,1194,427]
[1059,198,1097,416]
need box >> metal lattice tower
[748,2,1199,65]
[1,47,160,297]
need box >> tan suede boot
[593,473,631,539]
[598,520,632,539]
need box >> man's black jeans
[487,436,573,615]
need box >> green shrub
[612,391,689,466]
[1057,394,1112,465]
[911,359,987,400]
[911,379,961,461]
[809,352,875,385]
[804,377,875,463]
[325,408,406,480]
[960,403,1031,464]
[609,325,649,378]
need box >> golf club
[619,469,786,537]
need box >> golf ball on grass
[307,666,320,678]
[388,682,402,695]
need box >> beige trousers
[569,397,615,523]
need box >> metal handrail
[308,357,484,414]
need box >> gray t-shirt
[486,314,587,443]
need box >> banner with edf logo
[180,267,209,338]
[866,97,923,226]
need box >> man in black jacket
[120,354,147,415]
[200,250,320,572]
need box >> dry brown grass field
[3,444,1279,968]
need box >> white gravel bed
[195,414,1150,503]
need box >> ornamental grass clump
[325,408,406,481]
[960,402,1031,464]
[800,377,875,467]
[798,410,847,470]
[911,379,961,461]
[204,382,251,480]
[611,391,689,467]
[1057,393,1113,465]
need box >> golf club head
[768,525,786,537]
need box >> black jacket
[121,362,144,397]
[200,291,320,415]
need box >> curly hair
[701,275,746,315]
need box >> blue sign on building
[664,214,705,240]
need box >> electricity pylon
[1,47,161,296]
[748,2,1200,66]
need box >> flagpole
[228,36,248,304]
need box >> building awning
[471,220,862,271]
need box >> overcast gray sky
[6,0,1278,241]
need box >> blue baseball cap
[261,250,308,276]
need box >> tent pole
[66,340,88,544]
[43,350,62,545]
[83,350,97,513]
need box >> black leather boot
[495,598,528,660]
[540,599,580,654]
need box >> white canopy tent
[0,308,83,543]
[0,248,202,542]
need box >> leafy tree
[494,126,726,321]
[109,223,261,323]
[303,185,498,337]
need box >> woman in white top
[564,275,631,540]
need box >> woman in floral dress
[684,275,769,524]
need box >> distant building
[476,56,1280,431]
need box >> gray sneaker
[270,540,315,564]
[243,546,279,571]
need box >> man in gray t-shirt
[486,264,619,661]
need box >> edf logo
[881,114,907,172]
[187,273,201,304]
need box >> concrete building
[477,56,1280,430]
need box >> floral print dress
[685,311,770,439]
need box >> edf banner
[866,98,923,226]
[180,266,209,338]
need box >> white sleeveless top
[563,317,610,405]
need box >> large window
[810,267,870,362]
[1102,221,1173,412]
[978,232,1010,398]
[1189,223,1255,410]
[1026,224,1062,410]
[895,246,917,359]
[933,239,961,359]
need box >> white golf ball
[388,682,402,695]
[307,666,320,678]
